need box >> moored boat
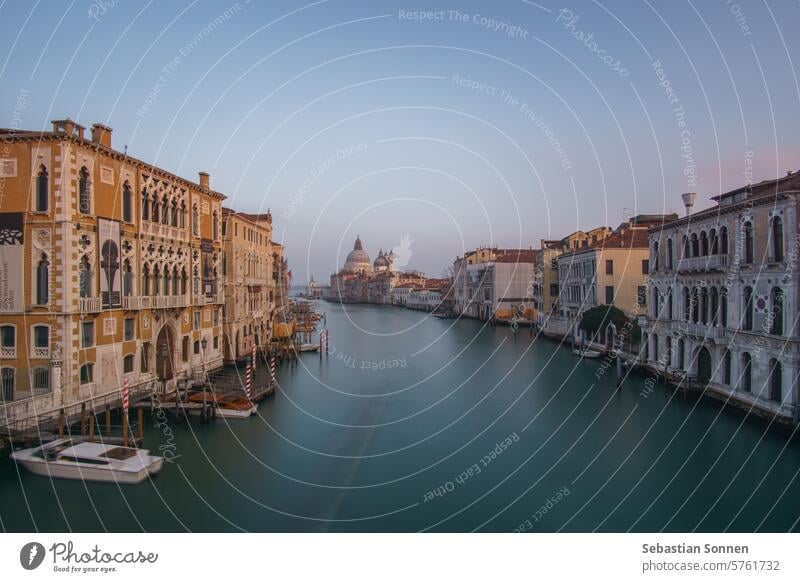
[298,343,320,352]
[573,348,603,359]
[11,439,164,484]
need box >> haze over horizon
[2,0,798,283]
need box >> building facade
[644,176,800,422]
[0,119,226,428]
[451,248,538,321]
[220,209,277,363]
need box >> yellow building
[0,118,225,429]
[221,209,277,363]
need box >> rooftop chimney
[199,171,210,191]
[51,118,85,139]
[90,123,112,148]
[681,192,697,217]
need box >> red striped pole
[122,377,130,415]
[245,358,252,399]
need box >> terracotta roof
[494,250,538,263]
[559,228,649,257]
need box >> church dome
[374,249,389,270]
[344,235,372,273]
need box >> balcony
[79,297,102,313]
[0,346,15,359]
[681,322,727,339]
[677,254,729,273]
[31,346,49,359]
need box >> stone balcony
[676,254,730,273]
[79,296,102,313]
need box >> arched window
[192,205,199,236]
[701,287,708,325]
[141,188,150,221]
[652,288,660,318]
[683,287,691,321]
[682,235,690,260]
[743,221,754,263]
[665,336,672,367]
[741,352,752,392]
[692,287,700,323]
[0,325,16,357]
[153,265,161,297]
[709,228,718,255]
[742,286,754,331]
[710,287,719,325]
[700,231,709,256]
[122,182,133,223]
[667,238,673,269]
[79,363,94,385]
[36,254,49,305]
[652,334,659,363]
[122,259,133,297]
[142,264,150,296]
[668,289,674,319]
[677,338,685,369]
[172,266,179,295]
[720,226,729,254]
[691,233,699,257]
[78,166,90,214]
[162,267,170,296]
[171,199,178,227]
[193,266,200,295]
[769,359,782,402]
[79,256,92,298]
[180,201,187,228]
[720,288,728,328]
[161,194,169,225]
[152,194,160,223]
[771,287,784,335]
[36,165,48,212]
[1,367,16,400]
[32,324,49,354]
[213,211,219,240]
[181,268,188,295]
[31,366,50,393]
[652,241,659,271]
[771,216,784,262]
[642,332,649,360]
[723,349,732,385]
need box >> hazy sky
[2,0,798,282]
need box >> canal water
[1,301,799,532]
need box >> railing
[79,297,102,313]
[681,322,727,339]
[123,295,189,309]
[31,346,49,359]
[677,254,729,272]
[0,346,15,359]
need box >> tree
[578,305,631,335]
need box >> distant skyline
[2,0,799,282]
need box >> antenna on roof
[124,145,128,156]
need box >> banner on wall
[0,212,24,312]
[99,218,121,309]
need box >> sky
[1,0,799,283]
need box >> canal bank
[1,301,799,532]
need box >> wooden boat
[573,348,603,359]
[11,439,163,484]
[186,392,256,418]
[217,394,257,418]
[298,343,320,353]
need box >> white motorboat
[298,343,320,353]
[11,439,164,484]
[573,348,603,359]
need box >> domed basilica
[329,236,400,303]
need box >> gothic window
[79,255,92,298]
[771,216,784,262]
[36,165,48,212]
[122,181,133,222]
[79,166,90,214]
[36,254,49,305]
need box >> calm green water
[1,301,799,532]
